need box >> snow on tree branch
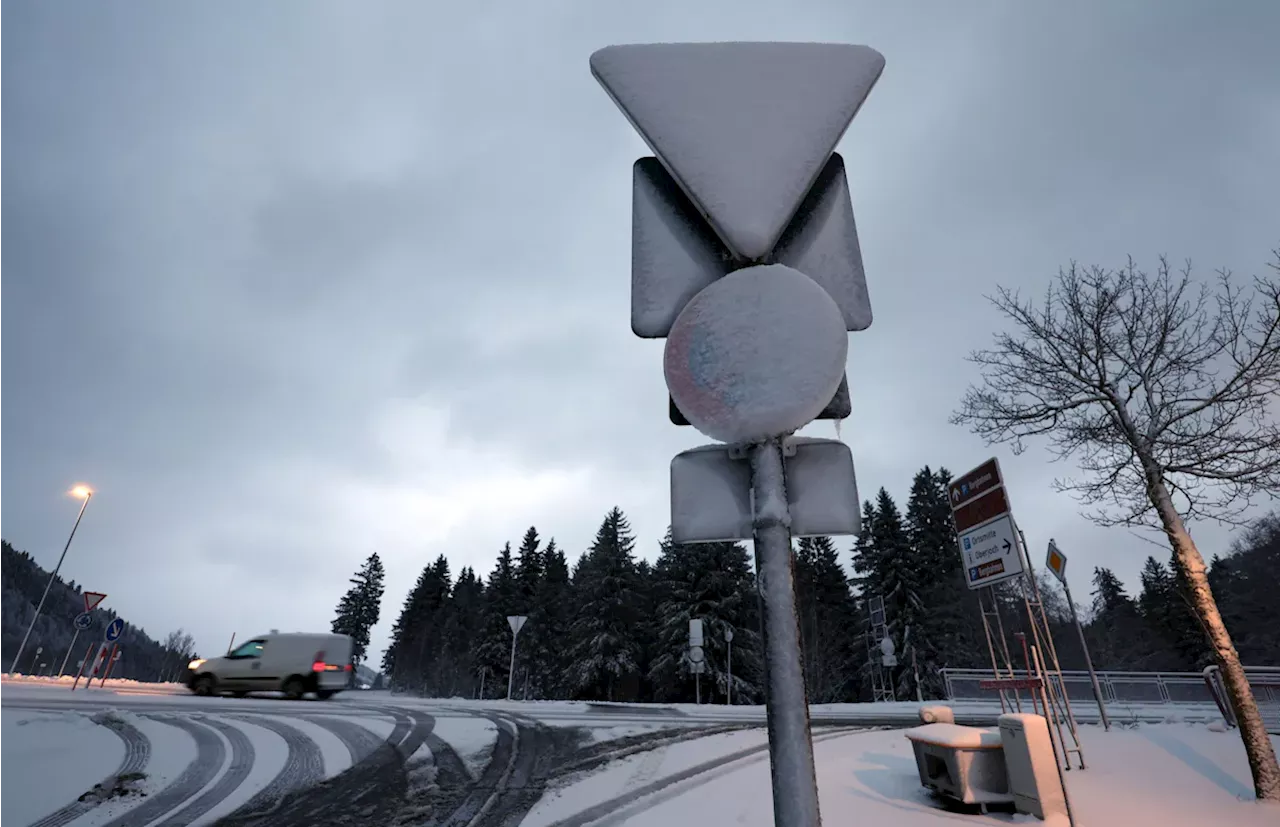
[951,250,1280,528]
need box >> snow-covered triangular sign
[507,615,527,635]
[590,42,885,261]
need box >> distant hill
[2,540,192,680]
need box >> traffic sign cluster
[590,41,886,545]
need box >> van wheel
[193,674,217,697]
[282,676,307,700]
[316,690,335,700]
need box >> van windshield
[228,640,265,659]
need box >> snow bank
[1,710,125,826]
[1,674,188,696]
[553,721,1280,827]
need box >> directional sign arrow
[1002,539,1012,553]
[590,42,885,260]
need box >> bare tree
[161,628,197,683]
[951,251,1280,801]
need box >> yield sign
[590,42,885,260]
[83,591,107,613]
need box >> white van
[186,632,354,700]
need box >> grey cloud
[4,0,1277,659]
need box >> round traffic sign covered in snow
[879,637,895,657]
[689,645,706,664]
[664,264,848,444]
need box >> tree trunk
[1146,473,1280,801]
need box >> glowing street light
[8,485,96,676]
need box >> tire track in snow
[301,714,383,764]
[154,717,255,826]
[543,725,869,827]
[102,716,227,827]
[213,710,437,827]
[222,715,324,818]
[28,713,152,827]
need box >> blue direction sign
[104,617,125,643]
[74,612,94,631]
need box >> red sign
[952,486,1011,533]
[83,592,107,613]
[979,678,1043,691]
[949,458,1002,509]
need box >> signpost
[724,625,734,706]
[591,41,885,827]
[1046,540,1110,731]
[104,617,125,643]
[880,636,897,668]
[689,619,705,703]
[950,460,1024,590]
[60,614,96,681]
[506,615,527,702]
[83,591,107,613]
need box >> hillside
[2,539,194,680]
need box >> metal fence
[941,666,1280,709]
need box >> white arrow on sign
[591,42,885,260]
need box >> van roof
[249,632,350,640]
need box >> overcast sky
[4,1,1278,666]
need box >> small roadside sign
[83,592,107,613]
[74,612,94,631]
[689,645,705,664]
[104,617,125,643]
[506,615,527,636]
[1047,540,1068,583]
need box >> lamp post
[8,486,94,676]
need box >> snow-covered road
[4,680,1268,827]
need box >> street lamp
[7,485,95,676]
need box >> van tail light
[313,651,326,673]
[344,664,353,672]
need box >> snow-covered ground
[1,710,127,825]
[5,677,1273,827]
[528,722,1280,827]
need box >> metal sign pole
[751,438,821,827]
[1062,576,1110,731]
[727,634,734,705]
[9,491,93,676]
[59,630,80,678]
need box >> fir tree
[331,552,386,669]
[476,544,519,698]
[868,488,927,698]
[905,467,985,694]
[382,558,451,692]
[794,536,860,702]
[441,566,485,696]
[1087,566,1172,670]
[529,539,572,698]
[647,530,762,704]
[568,507,645,701]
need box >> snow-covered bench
[904,722,1014,808]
